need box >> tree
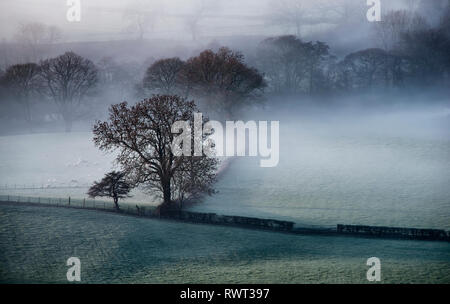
[92,95,218,211]
[340,48,392,90]
[180,47,266,117]
[172,154,217,209]
[257,35,306,93]
[39,52,98,132]
[256,36,331,94]
[142,58,185,95]
[399,28,450,84]
[0,63,40,126]
[303,41,331,94]
[87,171,132,211]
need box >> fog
[0,0,449,228]
[0,0,445,42]
[187,94,450,229]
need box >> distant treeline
[0,7,449,132]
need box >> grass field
[1,204,449,283]
[0,105,449,283]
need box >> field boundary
[0,194,449,242]
[0,194,155,216]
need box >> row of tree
[139,47,266,118]
[1,6,449,132]
[138,8,450,103]
[0,52,98,132]
[253,12,450,94]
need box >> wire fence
[0,194,156,217]
[0,184,90,190]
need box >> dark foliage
[87,171,132,211]
[0,63,41,124]
[179,47,266,117]
[142,57,185,95]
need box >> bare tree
[304,41,331,94]
[180,47,266,117]
[0,63,40,126]
[39,52,98,132]
[142,57,185,95]
[256,36,331,94]
[257,35,306,93]
[340,48,391,89]
[92,95,218,211]
[172,155,217,209]
[88,171,132,211]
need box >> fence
[337,224,450,241]
[0,183,90,190]
[0,194,155,217]
[0,194,295,232]
[162,210,295,231]
[2,194,449,242]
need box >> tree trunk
[113,196,120,211]
[162,181,171,205]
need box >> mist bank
[190,92,450,230]
[2,1,450,136]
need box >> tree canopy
[87,171,132,211]
[93,95,218,210]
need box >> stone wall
[161,210,295,231]
[337,224,450,241]
[3,197,448,242]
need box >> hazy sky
[0,0,420,42]
[0,0,272,41]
